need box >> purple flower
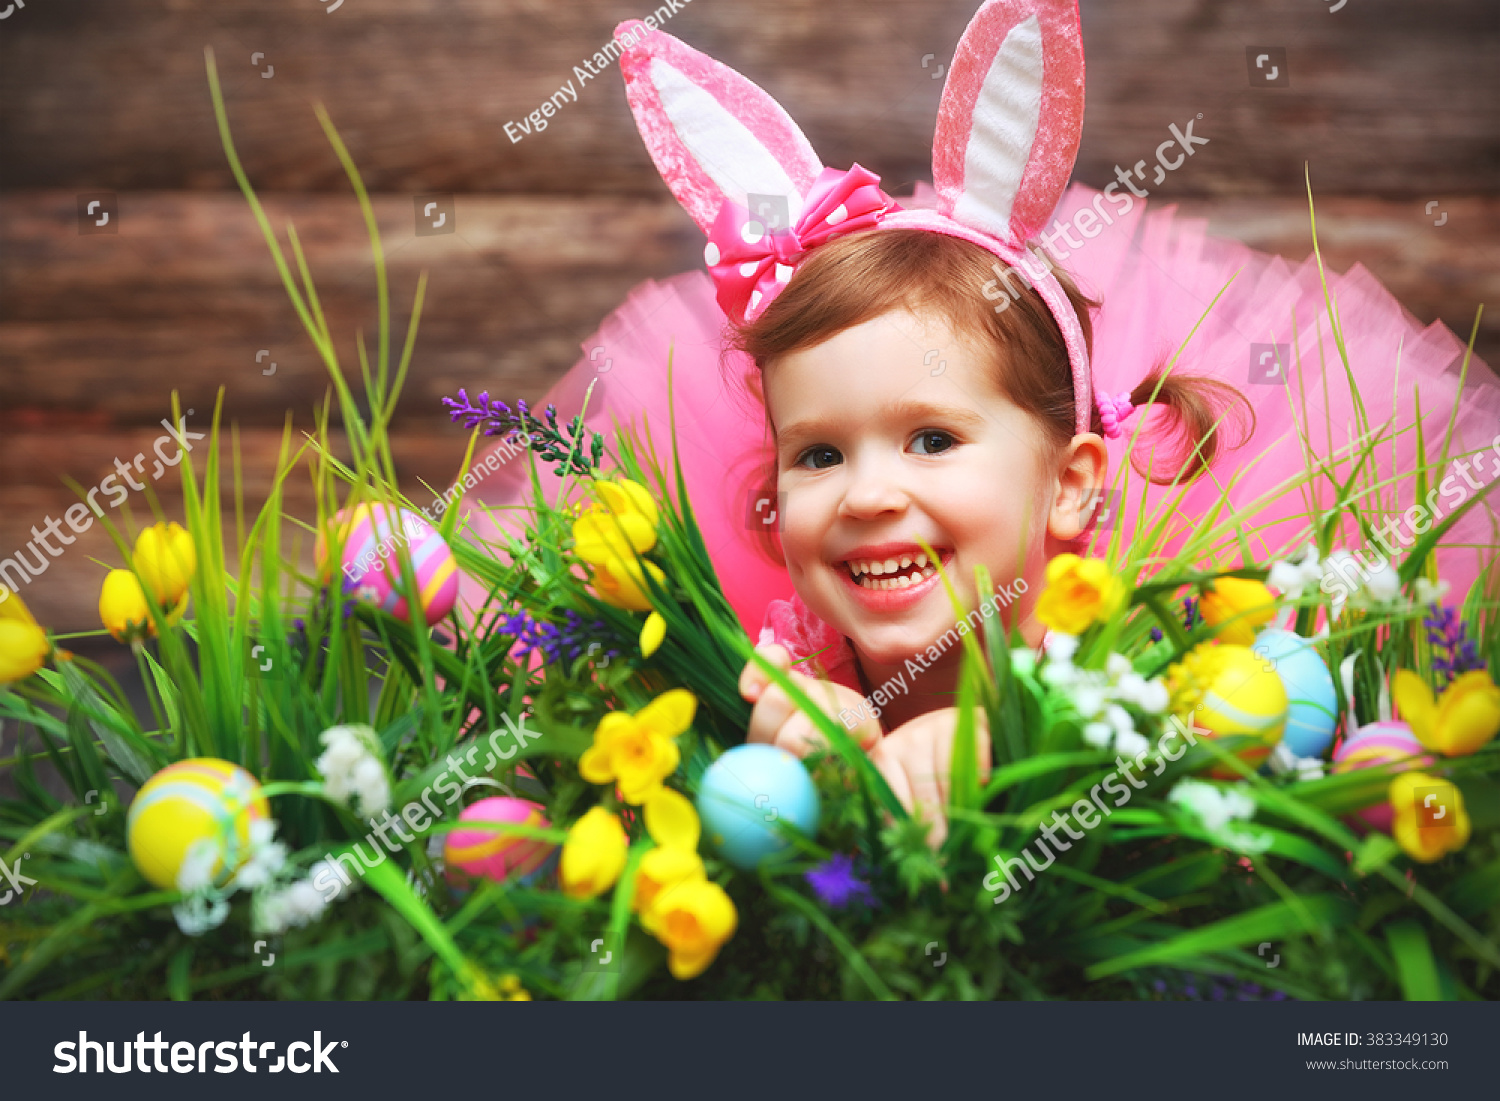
[804,853,876,909]
[1151,596,1203,643]
[503,608,616,667]
[441,390,606,477]
[1424,603,1481,686]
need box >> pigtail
[1122,366,1255,485]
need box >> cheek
[777,484,825,569]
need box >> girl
[730,226,1246,839]
[461,0,1500,839]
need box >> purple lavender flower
[1152,596,1203,642]
[504,608,617,667]
[1424,603,1482,686]
[804,853,876,909]
[441,390,606,477]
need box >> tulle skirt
[458,184,1500,635]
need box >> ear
[932,0,1085,247]
[617,20,825,234]
[1047,433,1108,542]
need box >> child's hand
[739,643,883,757]
[869,707,992,849]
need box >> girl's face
[765,308,1100,666]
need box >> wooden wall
[2,0,1497,630]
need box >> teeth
[844,551,944,583]
[851,563,939,590]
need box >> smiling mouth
[843,549,952,591]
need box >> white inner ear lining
[650,59,806,224]
[951,14,1043,241]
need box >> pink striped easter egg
[322,505,459,627]
[1332,720,1433,831]
[444,797,555,884]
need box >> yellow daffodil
[1034,554,1126,635]
[133,522,197,607]
[1389,772,1470,863]
[559,806,629,899]
[0,589,50,684]
[100,569,187,646]
[1199,576,1276,645]
[572,478,665,612]
[640,611,667,658]
[641,875,738,980]
[634,786,705,913]
[579,689,695,804]
[1393,669,1500,757]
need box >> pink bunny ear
[617,20,824,234]
[932,0,1085,247]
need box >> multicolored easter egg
[1178,644,1289,778]
[1253,628,1339,759]
[319,504,458,627]
[697,744,821,870]
[444,797,556,885]
[1333,720,1433,831]
[126,758,270,890]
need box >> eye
[911,430,956,455]
[795,445,843,470]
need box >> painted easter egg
[127,758,270,890]
[318,504,458,627]
[444,797,556,885]
[1333,720,1432,831]
[1188,644,1288,778]
[1253,628,1338,759]
[697,744,821,870]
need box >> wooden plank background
[2,0,1497,632]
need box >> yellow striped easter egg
[126,758,269,890]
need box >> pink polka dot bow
[703,163,900,323]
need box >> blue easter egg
[1253,628,1338,758]
[697,744,821,870]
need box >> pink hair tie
[1096,391,1136,439]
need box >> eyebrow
[777,399,989,449]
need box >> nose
[837,448,910,520]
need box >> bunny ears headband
[616,0,1103,437]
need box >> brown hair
[727,228,1253,561]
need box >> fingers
[739,643,793,703]
[870,738,915,816]
[746,672,836,757]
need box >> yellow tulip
[100,569,153,644]
[559,806,629,899]
[1388,772,1470,863]
[133,522,197,606]
[1393,669,1500,757]
[0,589,49,684]
[1034,554,1126,636]
[1199,576,1276,646]
[100,569,186,645]
[579,689,695,804]
[640,611,667,658]
[641,875,738,980]
[572,478,664,611]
